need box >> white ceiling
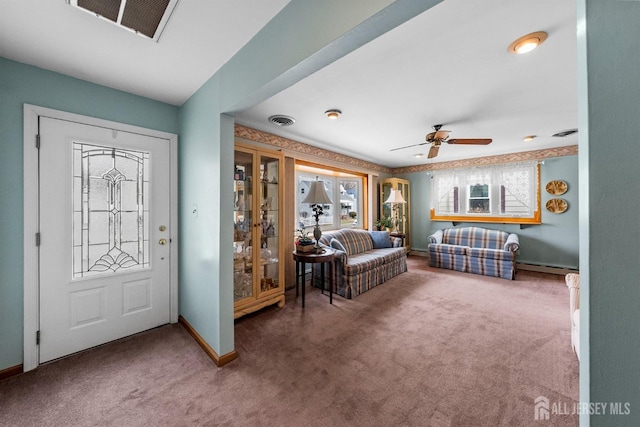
[0,0,578,168]
[236,0,578,168]
[0,0,291,106]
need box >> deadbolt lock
[159,225,166,232]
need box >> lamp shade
[384,188,406,204]
[302,180,333,205]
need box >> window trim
[430,163,541,225]
[295,161,369,230]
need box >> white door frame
[23,104,179,372]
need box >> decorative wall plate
[546,180,568,195]
[546,198,568,214]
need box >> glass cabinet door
[233,149,253,302]
[396,181,409,235]
[381,182,393,221]
[258,154,280,295]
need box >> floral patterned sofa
[427,226,519,279]
[318,229,407,298]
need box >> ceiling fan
[390,124,492,159]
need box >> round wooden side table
[292,247,336,308]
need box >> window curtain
[430,161,537,218]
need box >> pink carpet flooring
[0,256,578,426]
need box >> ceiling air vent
[552,128,578,138]
[68,0,180,42]
[268,115,296,127]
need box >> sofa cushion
[330,238,347,253]
[468,247,515,261]
[331,229,374,256]
[370,231,392,249]
[443,227,509,250]
[429,243,468,255]
[375,247,407,264]
[344,252,385,275]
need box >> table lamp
[302,178,333,250]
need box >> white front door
[38,117,172,363]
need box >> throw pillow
[330,238,347,253]
[371,231,392,249]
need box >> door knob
[159,238,167,245]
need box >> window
[468,184,490,213]
[430,162,540,224]
[296,163,366,231]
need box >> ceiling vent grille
[552,128,578,138]
[69,0,179,42]
[268,115,296,127]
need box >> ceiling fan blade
[447,138,492,145]
[390,142,428,152]
[427,145,440,159]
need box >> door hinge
[36,330,40,345]
[36,232,41,246]
[36,134,40,149]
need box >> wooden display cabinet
[233,143,285,318]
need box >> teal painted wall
[579,1,640,424]
[0,57,179,370]
[399,154,579,269]
[177,0,442,358]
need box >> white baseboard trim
[517,262,579,276]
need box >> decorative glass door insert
[73,142,150,279]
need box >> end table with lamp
[296,176,335,307]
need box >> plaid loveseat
[318,229,407,298]
[427,227,519,279]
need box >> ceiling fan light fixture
[324,109,342,119]
[508,31,548,54]
[523,135,537,141]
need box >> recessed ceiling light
[324,109,341,119]
[508,31,548,54]
[414,153,424,158]
[523,135,537,142]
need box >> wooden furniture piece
[292,247,336,307]
[380,178,411,250]
[233,143,285,318]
